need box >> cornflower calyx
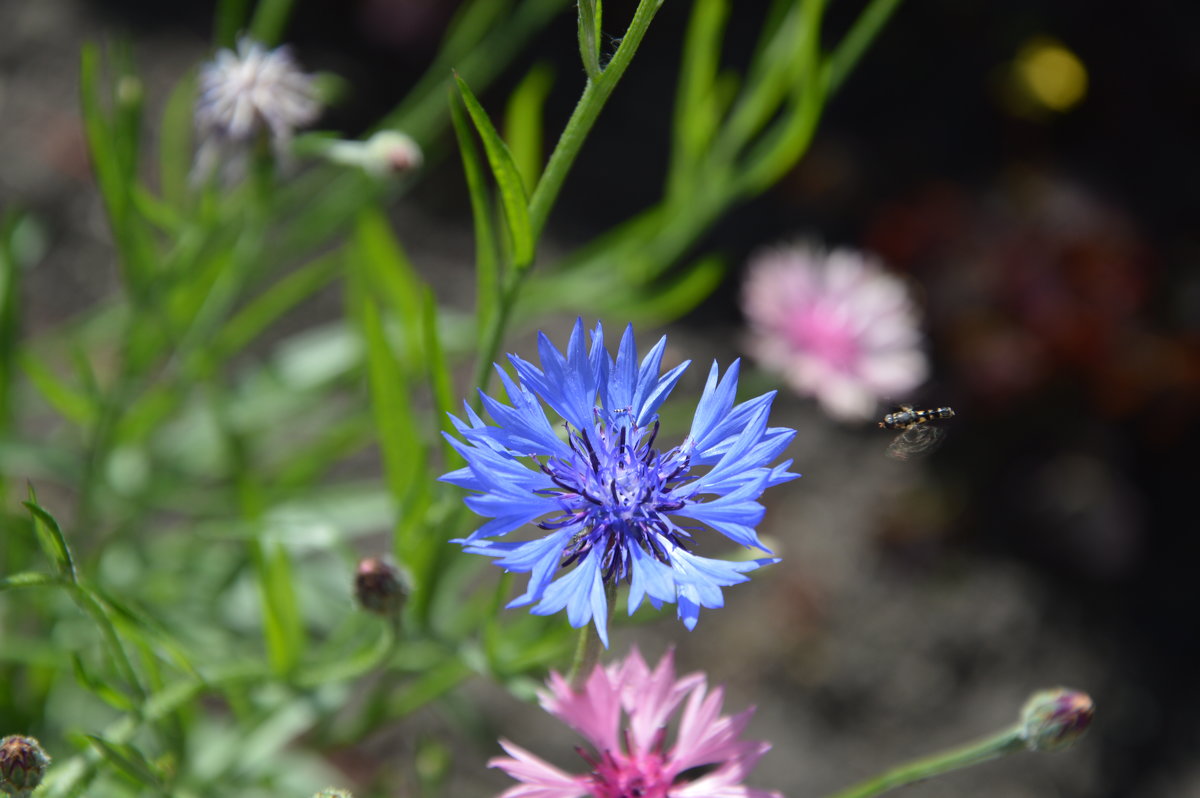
[443,320,799,645]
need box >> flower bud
[320,131,423,178]
[312,789,353,798]
[0,735,50,796]
[354,557,406,616]
[1019,688,1094,752]
[361,131,423,177]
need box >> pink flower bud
[1019,688,1094,752]
[354,557,406,616]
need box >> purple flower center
[537,411,693,582]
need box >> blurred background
[2,0,1198,796]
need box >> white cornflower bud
[322,131,423,179]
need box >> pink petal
[490,740,590,798]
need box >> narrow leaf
[86,735,165,791]
[253,540,305,676]
[450,94,500,335]
[158,68,197,207]
[422,288,458,468]
[453,74,534,268]
[23,486,76,581]
[0,572,57,591]
[72,656,136,713]
[353,208,425,367]
[347,254,425,509]
[19,353,97,426]
[670,0,729,192]
[504,63,554,189]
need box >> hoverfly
[877,405,955,460]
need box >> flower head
[741,242,928,421]
[1019,688,1094,752]
[442,320,797,645]
[194,37,321,176]
[491,648,781,798]
[0,735,50,797]
[354,556,407,616]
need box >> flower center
[785,303,860,370]
[580,745,673,798]
[537,411,693,582]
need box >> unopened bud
[354,557,406,616]
[312,789,353,798]
[1019,688,1094,752]
[0,735,50,796]
[322,131,422,178]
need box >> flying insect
[878,405,955,460]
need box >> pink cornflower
[490,649,781,798]
[742,243,928,421]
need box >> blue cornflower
[442,320,799,645]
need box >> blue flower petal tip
[443,321,797,639]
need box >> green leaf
[69,584,147,699]
[669,0,729,193]
[504,63,555,190]
[247,0,296,47]
[23,486,77,581]
[624,254,727,322]
[79,44,156,296]
[353,208,425,367]
[450,94,501,335]
[348,256,424,509]
[19,351,98,426]
[158,69,197,208]
[452,74,534,268]
[253,540,305,676]
[212,253,340,361]
[422,288,458,468]
[213,0,251,48]
[0,571,57,591]
[86,735,166,792]
[72,655,136,713]
[0,212,24,446]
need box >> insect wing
[886,423,946,461]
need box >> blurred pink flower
[742,243,928,420]
[491,648,781,798]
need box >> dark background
[5,0,1199,794]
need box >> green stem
[823,0,904,94]
[247,0,295,46]
[823,727,1026,798]
[528,0,665,239]
[470,0,665,401]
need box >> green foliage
[0,0,904,795]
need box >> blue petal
[460,527,576,607]
[605,324,639,412]
[627,542,677,615]
[683,359,742,452]
[530,550,611,647]
[668,548,777,630]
